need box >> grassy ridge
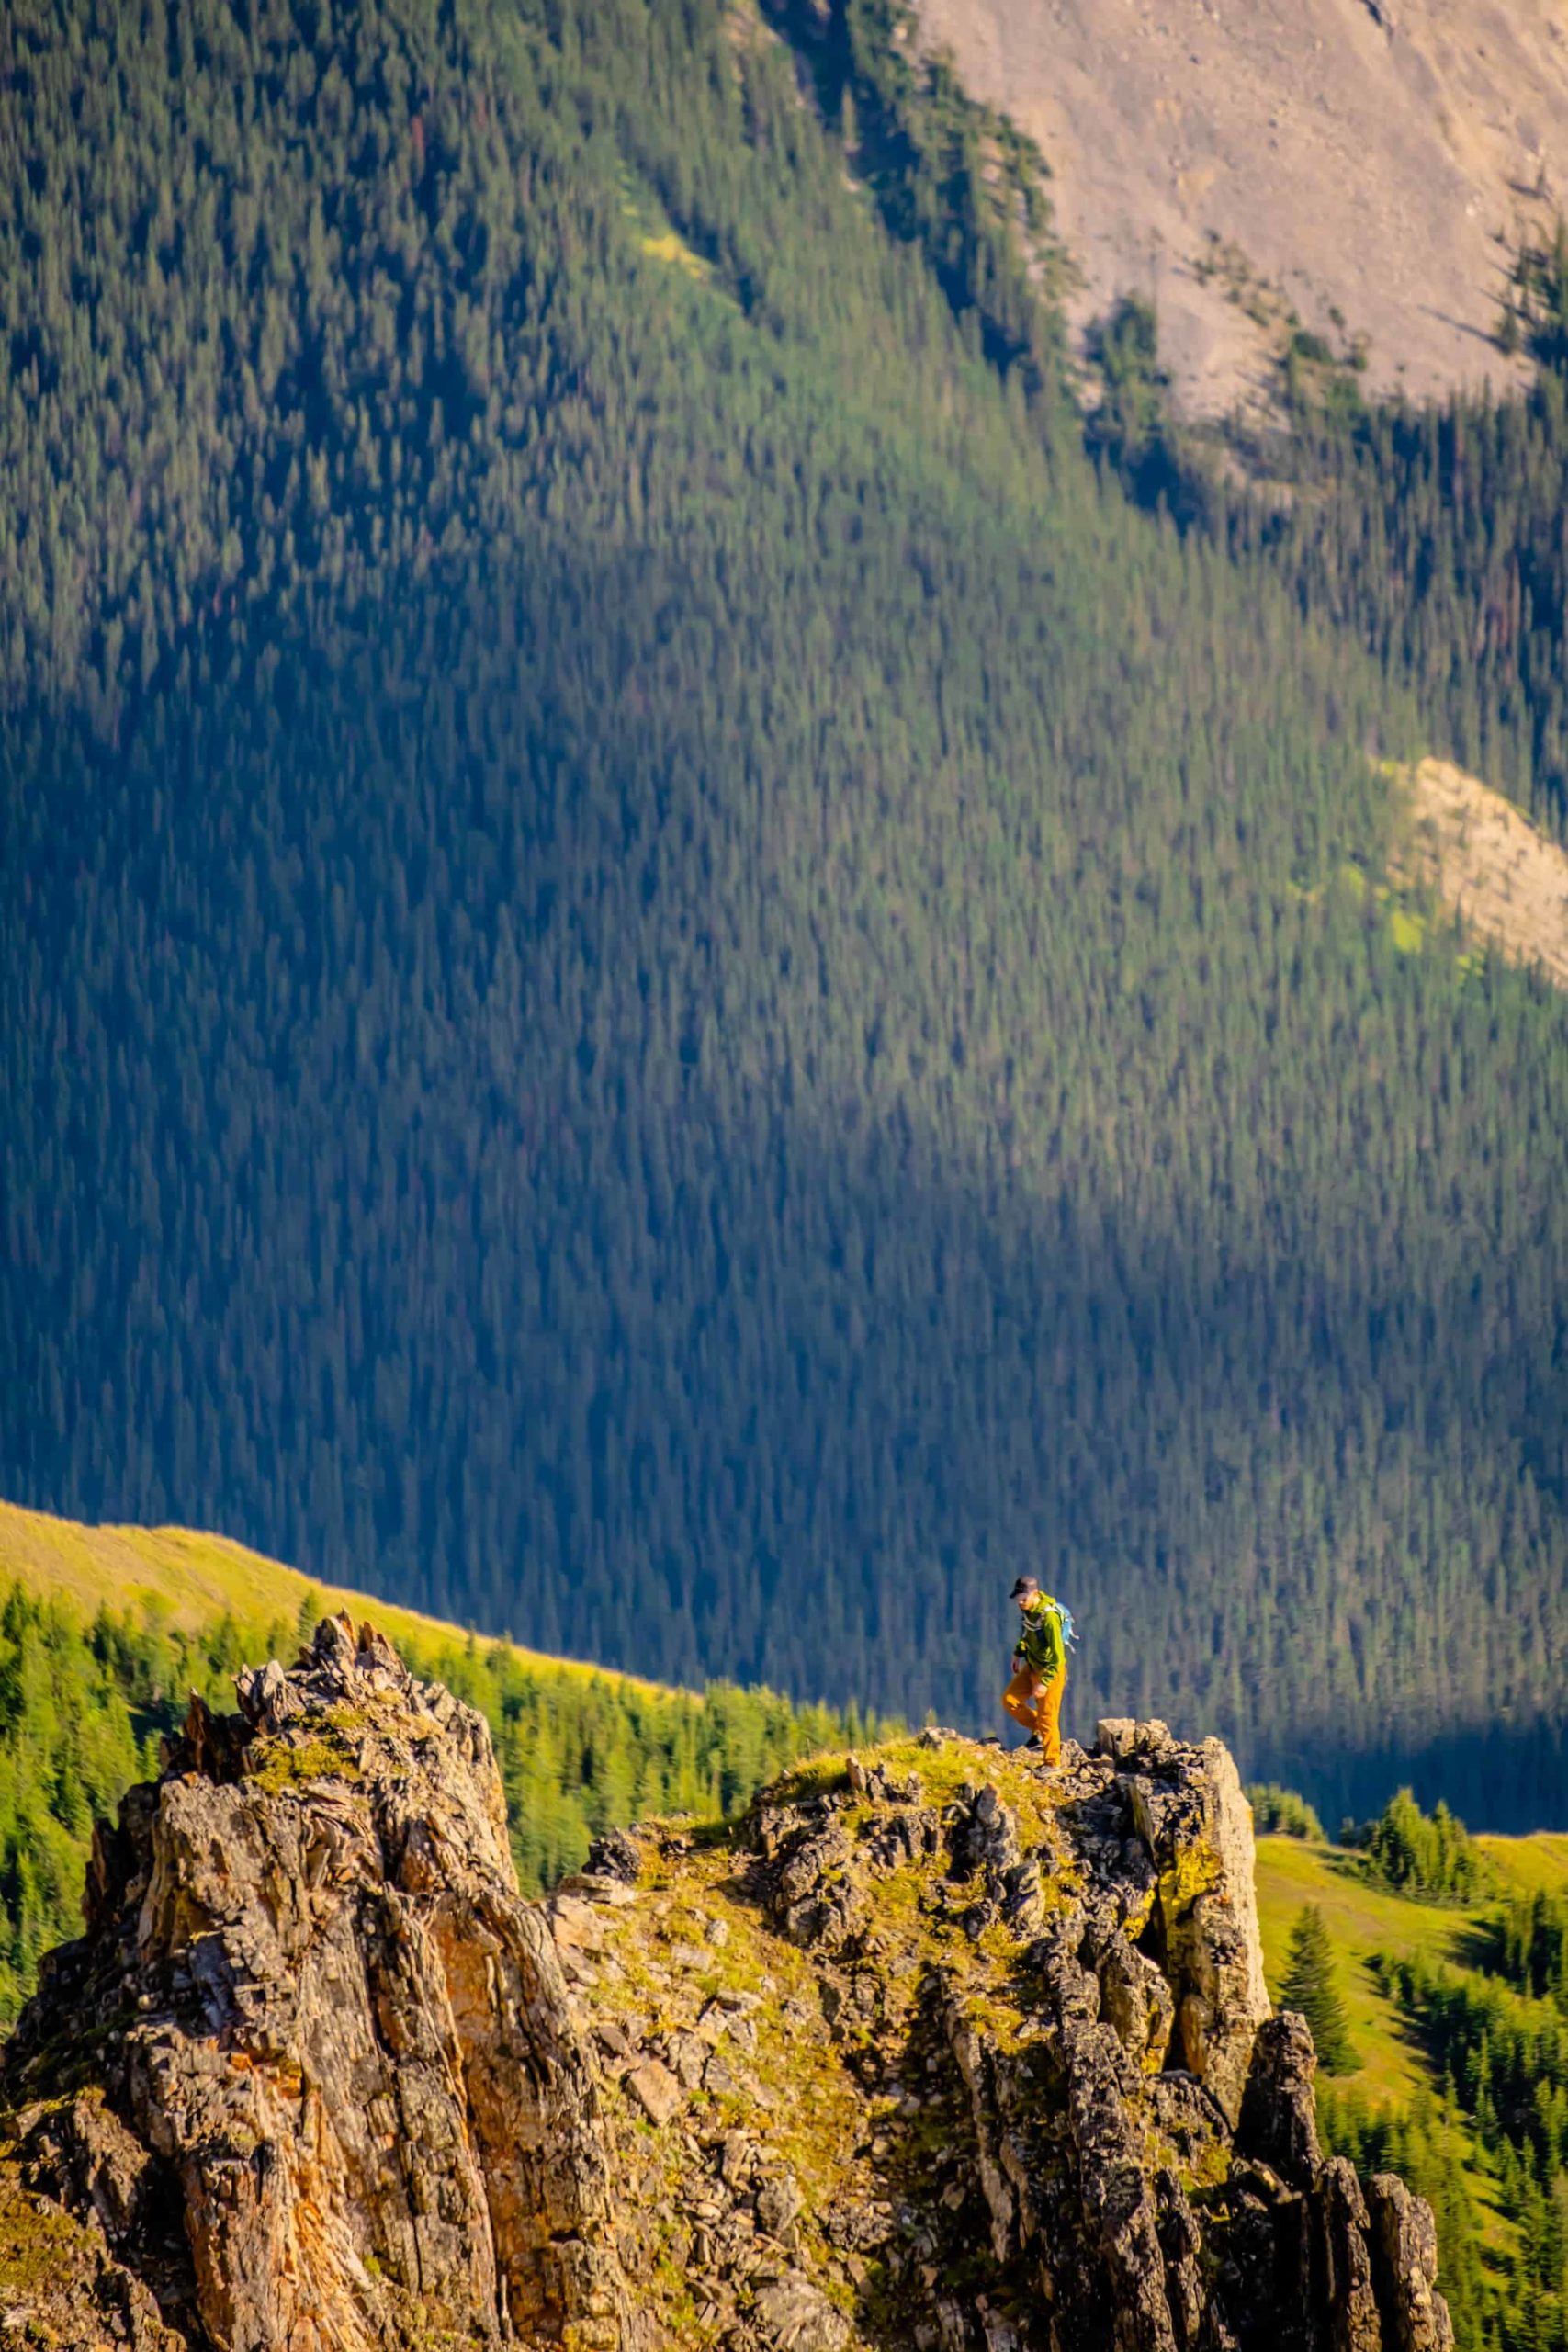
[0,1498,675,1695]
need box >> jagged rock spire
[7,1613,629,2350]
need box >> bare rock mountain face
[914,0,1568,420]
[0,1622,1451,2351]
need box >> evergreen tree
[1280,1903,1357,2075]
[1367,1791,1487,1904]
[1248,1784,1325,1841]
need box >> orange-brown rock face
[5,1614,629,2352]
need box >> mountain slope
[0,1500,875,2021]
[1257,1826,1568,2346]
[5,0,1568,1825]
[0,1494,669,1683]
[1257,1828,1568,2111]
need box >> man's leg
[1036,1670,1066,1765]
[1001,1666,1042,1732]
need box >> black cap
[1010,1576,1039,1600]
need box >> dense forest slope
[5,0,1568,1827]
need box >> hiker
[1001,1576,1070,1763]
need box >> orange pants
[1002,1666,1066,1763]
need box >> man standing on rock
[1001,1576,1068,1763]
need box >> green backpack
[1018,1595,1075,1676]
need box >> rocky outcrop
[1367,2174,1456,2352]
[1086,1717,1269,2125]
[0,1635,1452,2352]
[4,1613,629,2352]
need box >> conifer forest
[6,0,1568,1831]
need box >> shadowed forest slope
[4,0,1568,1827]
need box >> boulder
[1368,2173,1455,2352]
[626,2059,684,2126]
[753,2272,852,2352]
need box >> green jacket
[1014,1596,1066,1680]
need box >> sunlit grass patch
[639,226,715,284]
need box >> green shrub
[1247,1782,1325,1840]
